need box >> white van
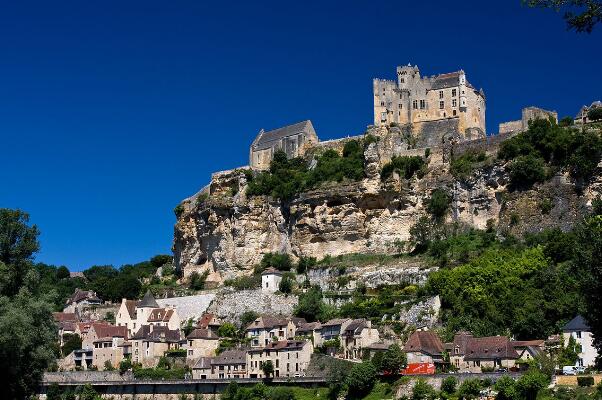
[563,366,578,375]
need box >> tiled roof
[291,317,307,326]
[296,321,321,333]
[364,342,391,351]
[66,288,100,305]
[53,312,77,323]
[343,319,369,336]
[124,300,138,319]
[59,321,76,331]
[246,316,290,331]
[139,291,159,308]
[431,72,461,90]
[253,120,313,151]
[403,331,444,356]
[92,323,128,339]
[212,350,246,365]
[449,331,473,356]
[321,318,350,328]
[197,313,220,329]
[464,336,519,360]
[193,357,214,369]
[186,328,219,340]
[131,325,181,342]
[147,308,174,322]
[563,315,590,332]
[512,340,545,348]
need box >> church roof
[252,120,313,151]
[139,291,159,308]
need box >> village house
[317,318,352,346]
[562,315,599,367]
[192,350,247,380]
[341,318,380,360]
[449,332,519,373]
[63,288,102,315]
[295,321,322,344]
[403,330,445,366]
[247,340,313,378]
[185,328,220,360]
[130,325,182,366]
[196,312,222,335]
[116,291,180,336]
[512,339,545,363]
[82,323,128,350]
[261,268,283,293]
[53,312,78,346]
[246,315,296,347]
[92,335,131,370]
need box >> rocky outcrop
[206,288,298,324]
[173,130,600,283]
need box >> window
[399,94,402,99]
[453,110,457,116]
[452,89,457,97]
[452,99,457,107]
[380,101,385,106]
[412,100,418,109]
[419,99,426,109]
[439,101,444,109]
[398,103,402,109]
[400,78,405,83]
[576,331,582,339]
[439,90,443,99]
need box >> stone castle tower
[373,64,486,142]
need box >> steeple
[139,290,159,308]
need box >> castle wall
[499,120,522,134]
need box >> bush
[411,379,436,400]
[450,150,487,179]
[278,276,293,294]
[103,360,115,371]
[119,358,132,374]
[381,155,426,180]
[259,253,293,272]
[189,270,209,290]
[441,376,457,395]
[427,189,451,221]
[457,378,481,399]
[559,116,574,127]
[539,198,553,214]
[174,204,184,217]
[588,107,602,122]
[61,333,82,357]
[224,274,261,290]
[507,154,546,188]
[345,361,377,399]
[296,256,316,274]
[577,376,594,387]
[494,375,517,400]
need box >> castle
[248,64,487,170]
[373,64,486,140]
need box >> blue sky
[1,1,600,271]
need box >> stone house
[63,288,102,315]
[116,291,180,336]
[261,268,283,293]
[403,330,445,366]
[295,321,322,344]
[249,120,319,170]
[196,312,222,335]
[82,323,128,350]
[453,334,519,373]
[130,325,182,366]
[245,316,296,347]
[247,340,313,378]
[318,318,352,346]
[373,65,486,140]
[574,100,602,124]
[53,312,78,346]
[185,328,220,360]
[192,350,247,380]
[341,319,380,360]
[498,106,558,134]
[92,335,130,370]
[512,339,545,363]
[562,315,598,367]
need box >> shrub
[381,155,426,180]
[507,154,546,188]
[278,276,293,294]
[494,375,517,400]
[119,358,132,374]
[539,198,553,214]
[559,116,574,126]
[217,322,238,338]
[450,150,487,179]
[441,376,457,395]
[296,256,316,274]
[588,107,602,121]
[259,253,293,272]
[103,360,115,371]
[261,360,274,377]
[240,311,259,328]
[427,189,451,221]
[516,370,549,400]
[411,379,436,400]
[174,204,184,217]
[345,361,377,399]
[61,333,82,357]
[189,270,209,290]
[224,274,261,290]
[457,378,481,399]
[577,376,594,387]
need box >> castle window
[398,103,402,109]
[399,94,402,99]
[453,110,457,116]
[439,101,444,109]
[400,78,405,83]
[452,89,457,97]
[412,100,418,109]
[452,99,457,107]
[419,100,426,109]
[439,91,443,99]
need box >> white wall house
[261,268,282,293]
[562,315,598,368]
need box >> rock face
[206,288,298,324]
[173,130,600,283]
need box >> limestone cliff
[173,127,600,283]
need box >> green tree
[494,375,517,400]
[262,360,274,377]
[103,360,115,371]
[507,154,546,188]
[296,256,316,274]
[441,376,458,396]
[589,107,602,121]
[457,378,481,399]
[427,189,452,222]
[515,370,549,400]
[294,285,331,322]
[240,311,259,329]
[119,358,132,374]
[278,275,293,294]
[345,361,377,399]
[380,344,406,374]
[412,379,437,400]
[218,322,238,338]
[61,333,82,356]
[409,216,433,253]
[0,209,57,400]
[524,0,602,33]
[56,266,70,280]
[268,386,296,400]
[189,270,209,290]
[573,216,602,365]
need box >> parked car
[563,366,578,375]
[497,368,508,373]
[575,366,586,374]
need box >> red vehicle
[402,363,436,375]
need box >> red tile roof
[147,308,174,322]
[53,312,77,323]
[464,336,519,360]
[91,323,128,340]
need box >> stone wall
[206,288,298,324]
